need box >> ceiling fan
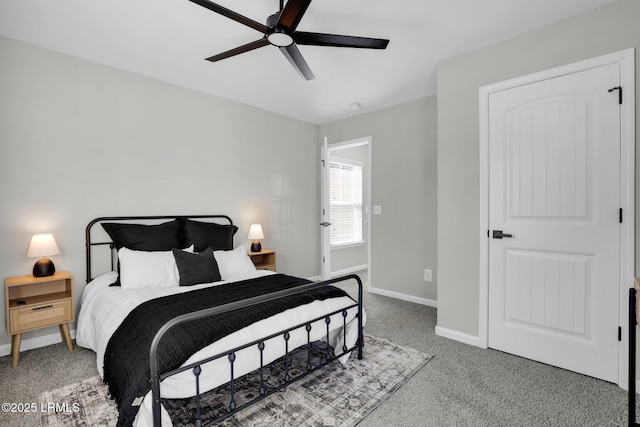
[188,0,390,80]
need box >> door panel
[507,98,590,220]
[488,63,620,382]
[505,250,591,336]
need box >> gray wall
[437,0,640,337]
[0,36,319,348]
[320,96,438,302]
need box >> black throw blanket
[103,274,351,427]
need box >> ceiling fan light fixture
[267,28,294,47]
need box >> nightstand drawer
[9,300,72,334]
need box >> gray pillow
[172,247,221,286]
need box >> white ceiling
[0,0,616,124]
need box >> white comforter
[76,270,363,426]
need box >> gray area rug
[39,335,431,426]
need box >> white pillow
[118,247,185,289]
[214,246,256,280]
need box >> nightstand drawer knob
[33,305,53,311]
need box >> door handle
[492,230,513,239]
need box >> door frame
[320,136,372,285]
[478,48,635,388]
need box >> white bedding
[76,270,364,426]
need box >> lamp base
[251,241,262,253]
[33,257,55,277]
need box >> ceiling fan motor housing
[266,12,280,27]
[266,12,294,46]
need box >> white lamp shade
[27,233,60,258]
[247,224,264,240]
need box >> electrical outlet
[424,269,432,282]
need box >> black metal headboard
[85,215,234,283]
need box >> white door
[320,137,331,279]
[488,63,621,382]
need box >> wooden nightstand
[4,271,74,367]
[248,249,276,271]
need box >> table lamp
[27,233,60,277]
[248,224,264,253]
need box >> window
[329,158,363,245]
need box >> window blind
[329,161,363,245]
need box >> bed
[76,215,364,427]
[629,280,639,426]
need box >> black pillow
[182,219,238,252]
[172,247,221,286]
[102,219,183,251]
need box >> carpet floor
[38,335,430,426]
[0,274,636,426]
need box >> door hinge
[608,86,622,104]
[620,208,623,223]
[618,326,622,341]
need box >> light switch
[373,205,382,215]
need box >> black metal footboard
[630,287,639,427]
[149,274,364,427]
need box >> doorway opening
[321,137,372,286]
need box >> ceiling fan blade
[188,0,267,33]
[295,31,389,49]
[279,44,315,80]
[277,0,312,31]
[206,39,270,62]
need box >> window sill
[331,241,366,250]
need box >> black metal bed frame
[151,274,363,426]
[85,215,364,427]
[85,214,234,283]
[630,286,639,426]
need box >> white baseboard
[306,273,438,308]
[0,328,77,357]
[435,325,480,347]
[306,265,368,283]
[368,286,438,308]
[330,265,368,278]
